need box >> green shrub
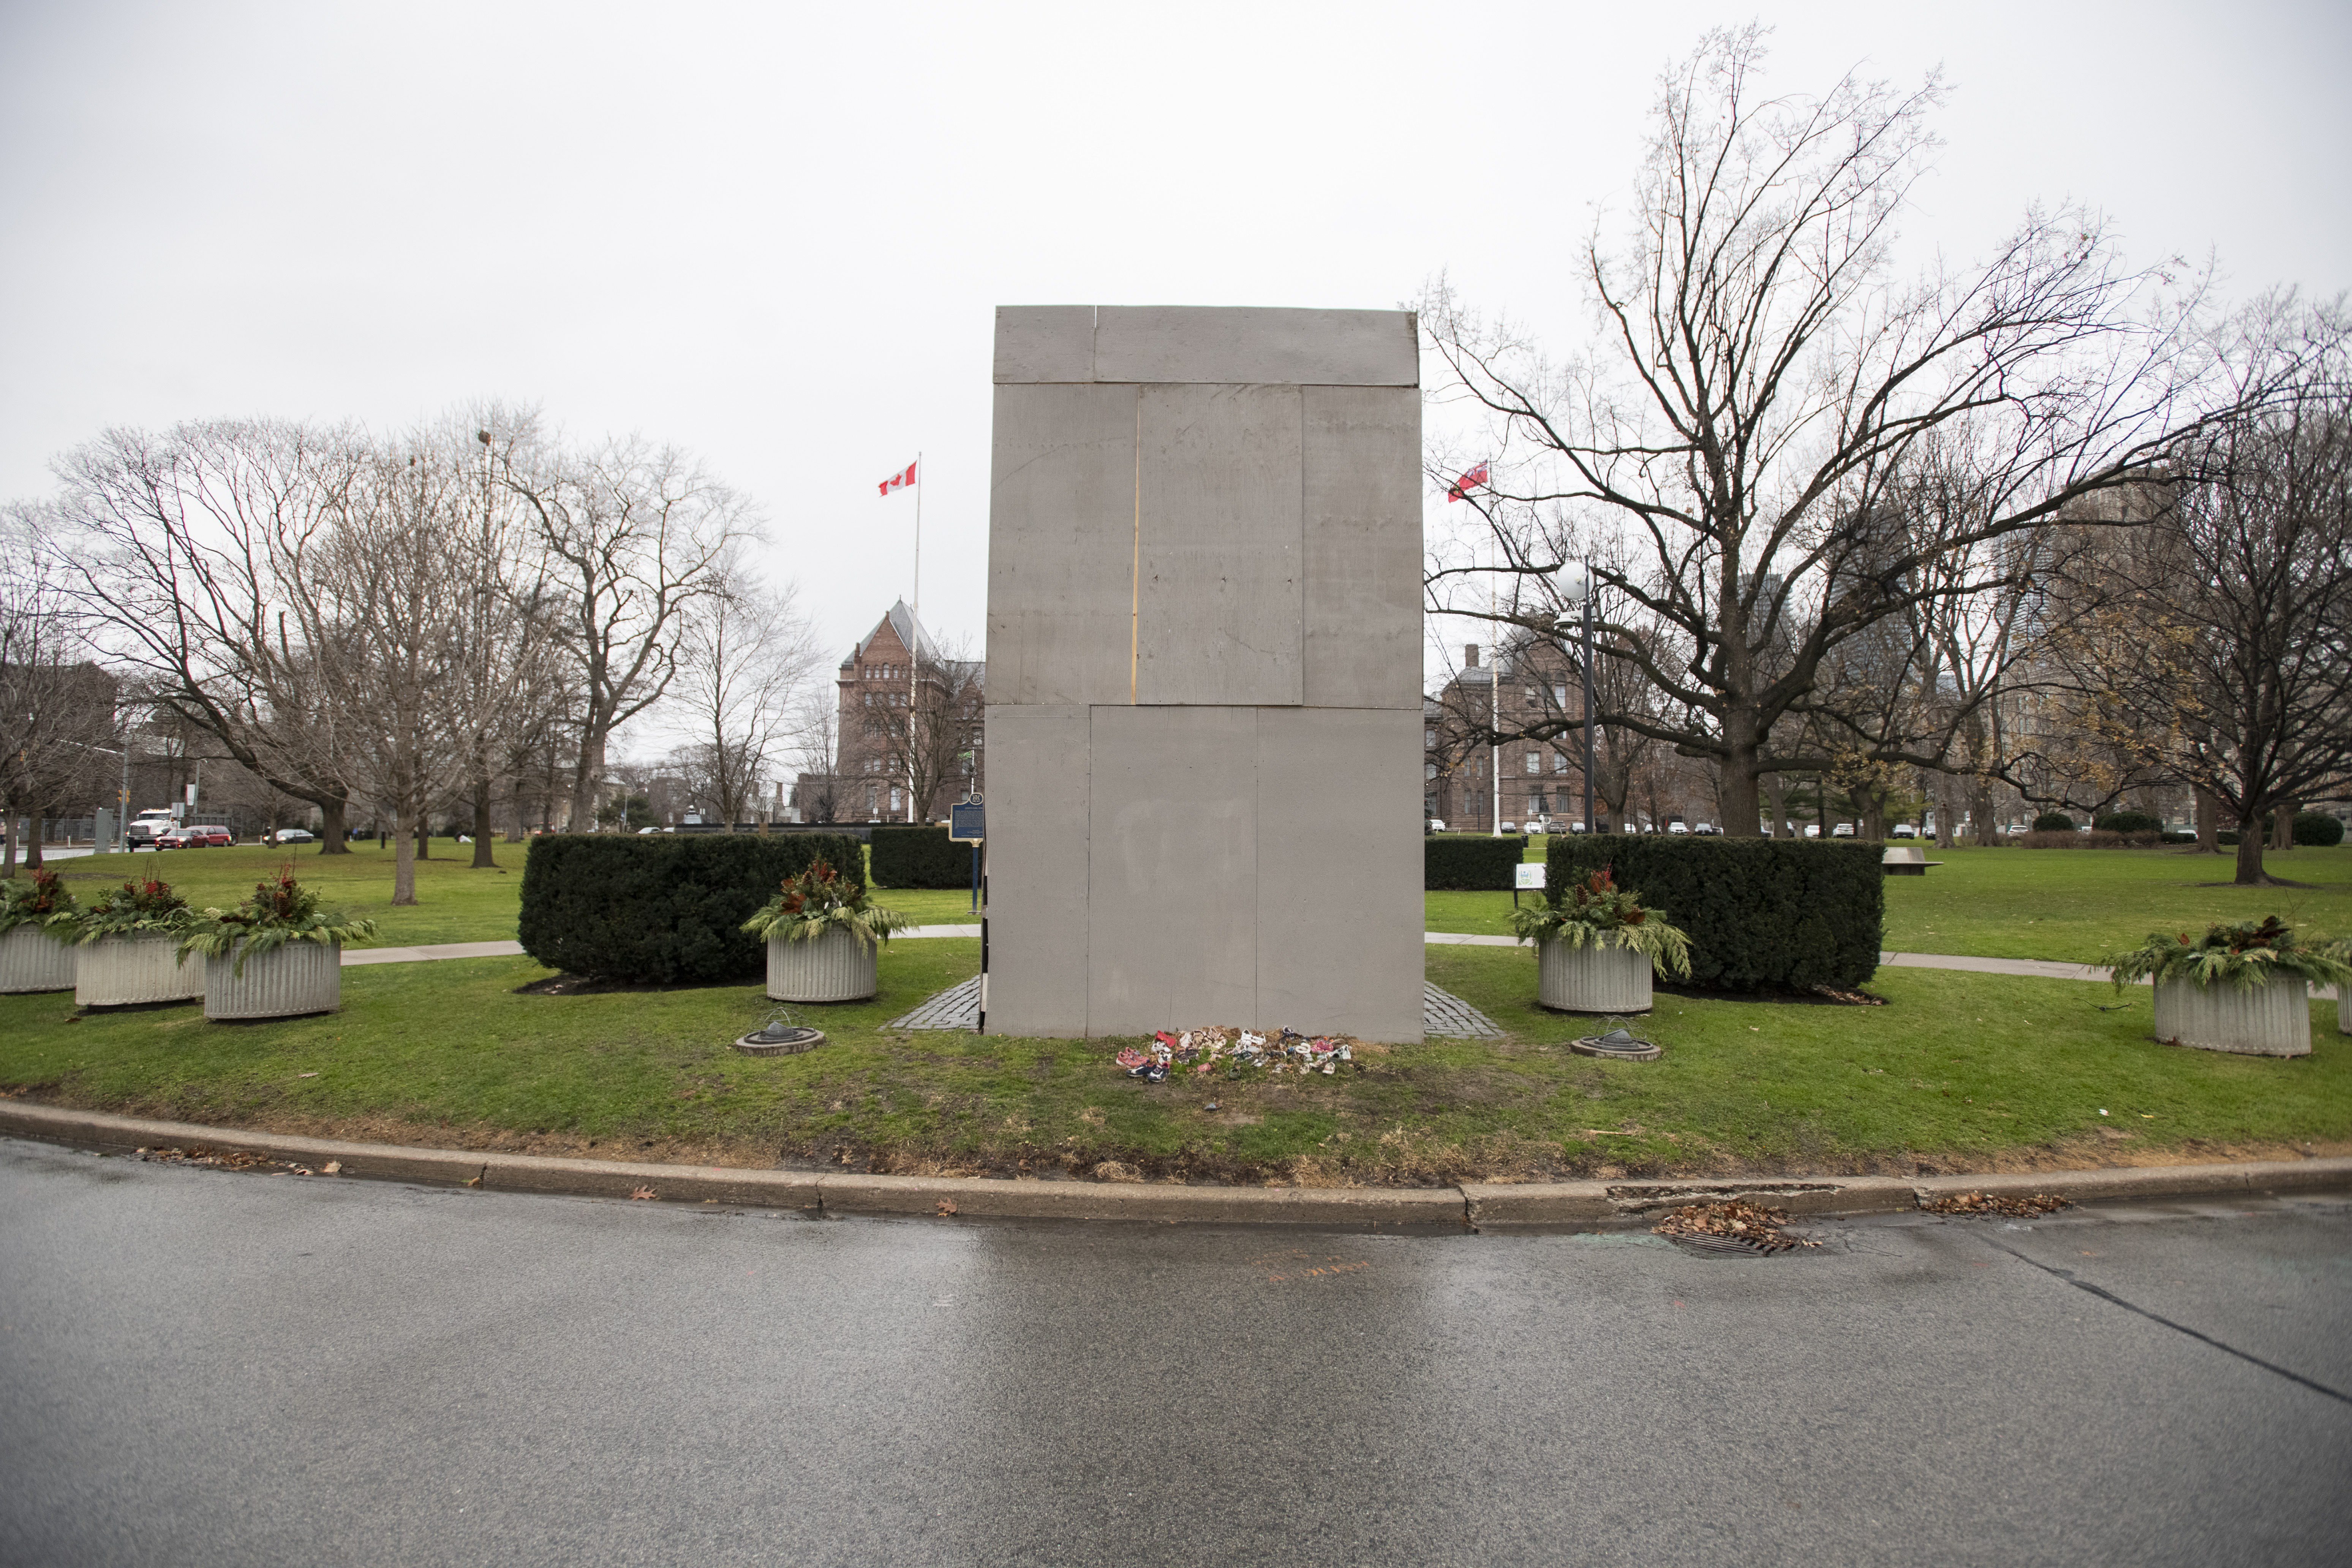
[1546,835,1883,992]
[2218,831,2241,846]
[2293,812,2345,847]
[2094,811,2162,835]
[870,825,973,888]
[1426,834,1524,890]
[519,833,866,983]
[2031,811,2078,832]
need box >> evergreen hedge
[870,825,974,888]
[1546,835,1883,992]
[2031,811,2078,832]
[1426,834,1525,890]
[2094,811,2162,835]
[519,832,866,983]
[2294,812,2346,847]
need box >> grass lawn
[33,841,529,948]
[5,936,2344,1182]
[1879,844,2352,964]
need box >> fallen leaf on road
[935,1199,958,1216]
[629,1186,656,1201]
[1922,1191,2071,1218]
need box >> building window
[1530,790,1547,816]
[890,786,902,812]
[1552,751,1568,773]
[1525,686,1539,710]
[1524,752,1540,775]
[1425,762,1437,780]
[1425,727,1436,748]
[865,783,877,814]
[1553,683,1568,708]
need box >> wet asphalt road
[2,1138,2347,1568]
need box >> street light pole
[1581,579,1596,837]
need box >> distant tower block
[983,306,1424,1041]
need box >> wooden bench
[1882,845,1943,876]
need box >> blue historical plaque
[950,801,986,843]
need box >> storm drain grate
[887,979,1505,1038]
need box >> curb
[2,1100,2347,1230]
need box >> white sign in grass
[1515,863,1547,891]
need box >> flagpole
[909,451,921,824]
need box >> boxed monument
[984,306,1424,1041]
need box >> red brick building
[791,601,983,824]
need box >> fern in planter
[742,858,913,948]
[178,866,376,975]
[47,875,191,945]
[1,868,77,934]
[1508,866,1692,978]
[2104,916,2352,992]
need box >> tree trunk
[2194,787,2219,854]
[1968,777,1998,847]
[2271,802,2296,852]
[392,803,419,906]
[415,818,430,860]
[569,727,607,833]
[1764,772,1786,839]
[2,811,16,877]
[25,812,44,869]
[470,772,497,868]
[2233,817,2268,885]
[318,795,350,855]
[1720,743,1763,839]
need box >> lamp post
[1556,569,1596,836]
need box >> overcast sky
[5,0,2347,730]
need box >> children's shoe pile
[1115,1026,1360,1082]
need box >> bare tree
[2052,299,2352,885]
[49,420,363,852]
[1422,26,2235,836]
[665,565,818,827]
[788,685,843,824]
[502,436,753,830]
[0,512,116,874]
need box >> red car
[156,825,234,849]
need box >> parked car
[1691,822,1718,835]
[273,827,316,844]
[1497,821,1516,833]
[1667,821,1690,835]
[1426,818,1445,832]
[1831,823,1855,838]
[1890,824,1919,839]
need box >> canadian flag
[879,460,918,498]
[1446,461,1491,502]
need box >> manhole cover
[733,1027,827,1057]
[1571,1027,1661,1061]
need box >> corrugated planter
[2152,974,2310,1057]
[0,926,75,994]
[1538,939,1653,1015]
[76,933,204,1007]
[203,939,342,1020]
[767,928,878,1003]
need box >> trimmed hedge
[2094,811,2162,835]
[1426,833,1526,890]
[2031,812,2077,832]
[870,825,974,888]
[2294,812,2346,847]
[519,832,866,983]
[1547,835,1883,993]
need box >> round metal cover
[733,1026,827,1057]
[1570,1027,1662,1062]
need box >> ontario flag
[879,459,918,498]
[1446,460,1491,502]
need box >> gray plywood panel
[1085,705,1258,1035]
[986,383,1140,707]
[981,705,1091,1038]
[1302,386,1423,711]
[993,306,1096,384]
[1135,384,1302,708]
[1094,307,1419,387]
[1255,708,1425,1041]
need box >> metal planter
[2152,974,2310,1057]
[76,933,204,1007]
[0,926,75,994]
[767,927,878,1003]
[1537,938,1653,1015]
[203,939,343,1020]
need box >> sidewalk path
[338,929,2151,986]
